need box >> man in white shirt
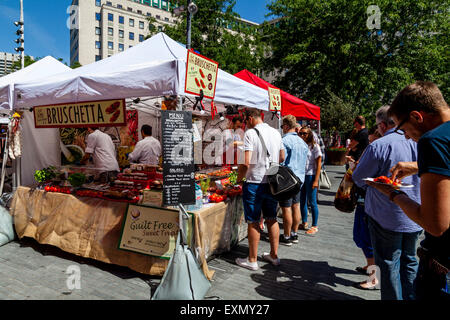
[128,125,161,165]
[236,108,285,271]
[81,127,120,182]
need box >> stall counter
[9,186,246,280]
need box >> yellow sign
[118,204,192,259]
[33,99,126,128]
[185,50,219,100]
[269,87,282,111]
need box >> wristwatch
[389,189,406,202]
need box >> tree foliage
[264,0,449,126]
[11,55,36,71]
[147,0,267,75]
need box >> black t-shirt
[352,128,369,161]
[417,121,450,267]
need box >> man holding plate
[352,105,423,300]
[365,81,449,301]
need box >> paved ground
[0,165,384,300]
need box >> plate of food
[363,176,414,188]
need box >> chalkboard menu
[161,111,196,206]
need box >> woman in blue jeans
[298,127,322,235]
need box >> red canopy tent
[234,69,320,120]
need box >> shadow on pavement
[250,259,364,300]
[17,237,157,284]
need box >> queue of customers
[235,110,323,270]
[235,81,449,302]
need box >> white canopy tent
[13,32,270,111]
[0,56,71,188]
[9,33,272,187]
[0,56,71,110]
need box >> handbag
[151,205,211,300]
[319,169,331,190]
[254,128,301,201]
[334,168,358,213]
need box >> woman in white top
[298,126,322,235]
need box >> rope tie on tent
[271,111,280,120]
[193,90,205,114]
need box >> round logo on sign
[208,83,213,90]
[208,74,212,81]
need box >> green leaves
[264,0,449,124]
[148,0,265,75]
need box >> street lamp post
[186,0,192,50]
[20,0,24,69]
[14,0,25,69]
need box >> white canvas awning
[0,56,71,110]
[13,33,269,111]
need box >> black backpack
[254,128,301,201]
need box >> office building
[70,0,177,66]
[0,52,21,77]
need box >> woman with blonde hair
[298,126,322,235]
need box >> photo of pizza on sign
[185,50,219,100]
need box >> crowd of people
[234,81,449,301]
[235,109,323,270]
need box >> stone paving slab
[0,165,418,300]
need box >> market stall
[7,33,271,279]
[234,69,321,121]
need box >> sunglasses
[299,132,308,136]
[393,116,408,135]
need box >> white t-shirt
[305,144,322,175]
[244,123,284,183]
[128,136,161,165]
[85,130,120,172]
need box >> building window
[158,26,162,31]
[108,41,113,49]
[95,0,101,7]
[119,16,124,24]
[119,30,124,38]
[108,27,113,36]
[95,41,101,49]
[139,34,144,42]
[129,19,134,27]
[95,55,101,61]
[147,13,152,17]
[139,21,145,29]
[108,13,113,21]
[137,10,142,14]
[127,7,132,11]
[129,32,135,40]
[164,17,169,22]
[117,4,122,9]
[156,15,160,20]
[95,12,101,21]
[106,1,112,6]
[95,27,101,35]
[119,43,124,52]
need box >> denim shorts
[243,183,278,223]
[278,187,301,208]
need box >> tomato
[44,186,50,192]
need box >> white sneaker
[235,257,259,271]
[262,252,281,266]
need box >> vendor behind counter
[81,127,119,182]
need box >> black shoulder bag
[254,128,301,201]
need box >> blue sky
[0,0,271,66]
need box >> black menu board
[161,110,195,206]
